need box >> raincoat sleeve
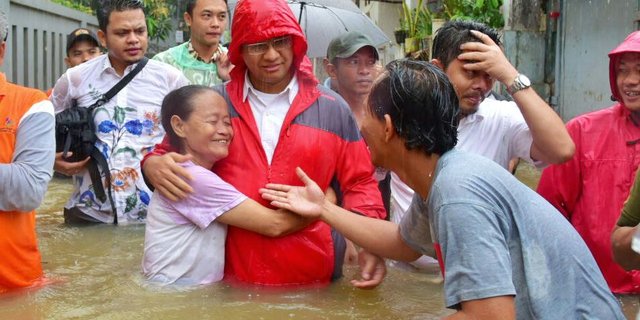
[335,139,387,220]
[537,121,583,220]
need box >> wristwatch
[506,73,531,95]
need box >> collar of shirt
[242,71,299,105]
[187,40,221,64]
[459,99,488,125]
[99,55,145,78]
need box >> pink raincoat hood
[609,31,640,103]
[228,0,317,84]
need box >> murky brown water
[0,163,638,319]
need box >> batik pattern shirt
[51,55,188,224]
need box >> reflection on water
[0,163,638,319]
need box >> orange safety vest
[0,74,45,292]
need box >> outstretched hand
[260,167,326,219]
[457,30,518,85]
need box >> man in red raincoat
[142,0,387,287]
[537,31,640,294]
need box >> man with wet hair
[153,0,232,86]
[0,10,55,292]
[50,0,188,224]
[142,0,387,287]
[261,59,625,319]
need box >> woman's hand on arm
[216,200,313,237]
[261,167,421,262]
[142,152,193,201]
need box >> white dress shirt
[242,72,299,164]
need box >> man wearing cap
[153,0,231,86]
[46,28,103,97]
[324,31,381,127]
[65,28,102,68]
[0,10,55,292]
[323,32,388,266]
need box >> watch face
[519,74,531,87]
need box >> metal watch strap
[507,73,530,95]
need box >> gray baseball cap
[327,31,379,61]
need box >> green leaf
[114,106,125,124]
[114,146,137,158]
[125,193,137,213]
[94,107,110,118]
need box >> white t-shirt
[142,161,247,285]
[456,98,536,169]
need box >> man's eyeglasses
[243,36,292,56]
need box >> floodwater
[0,163,638,319]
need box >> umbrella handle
[298,2,305,24]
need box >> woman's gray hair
[0,10,7,42]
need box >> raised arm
[261,167,421,261]
[459,30,574,165]
[536,121,583,219]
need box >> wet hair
[432,20,501,69]
[186,0,228,16]
[97,0,145,32]
[161,85,216,152]
[0,10,7,42]
[368,59,459,156]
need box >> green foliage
[50,0,177,42]
[50,0,93,15]
[443,0,504,29]
[143,0,174,42]
[415,7,432,38]
[402,0,432,38]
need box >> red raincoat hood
[609,31,640,103]
[228,0,317,84]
